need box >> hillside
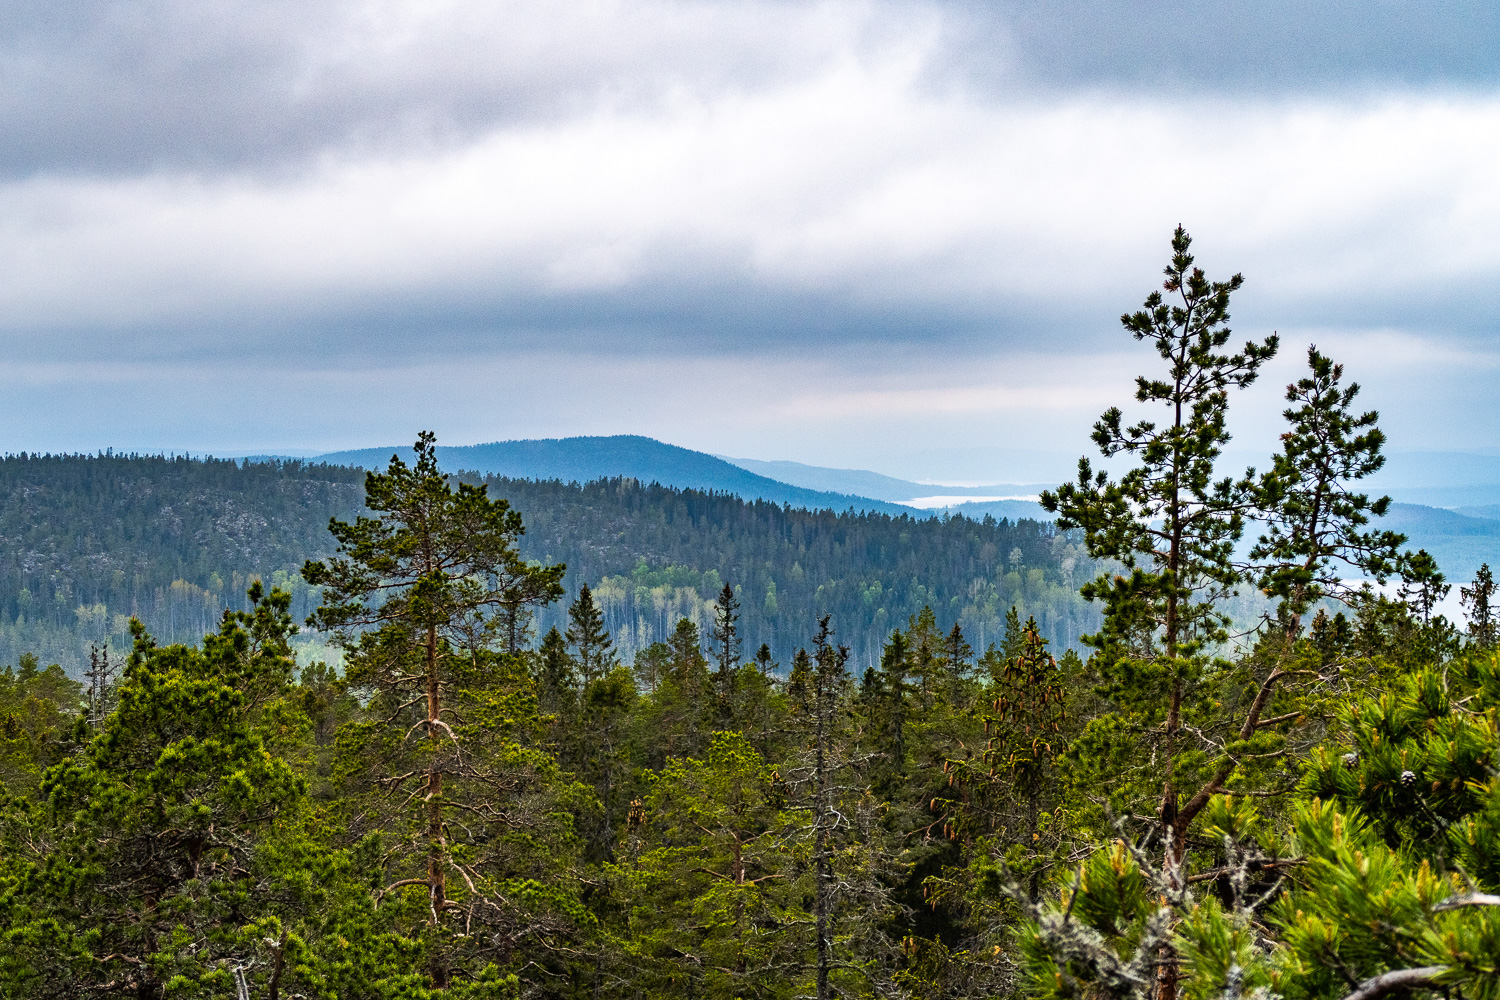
[3,450,1496,676]
[0,453,363,670]
[1381,502,1500,581]
[720,456,1051,503]
[0,453,1091,674]
[465,474,1094,669]
[317,436,918,516]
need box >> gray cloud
[0,0,923,177]
[941,1,1500,95]
[0,1,1497,471]
[3,1,1496,179]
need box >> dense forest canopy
[0,453,1094,674]
[472,475,1095,668]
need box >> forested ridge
[3,231,1500,1000]
[478,476,1093,667]
[0,454,1092,674]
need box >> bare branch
[1341,966,1448,1000]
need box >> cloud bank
[2,1,1497,477]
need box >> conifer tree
[1251,346,1406,638]
[667,617,709,694]
[806,618,848,1000]
[906,606,947,707]
[566,583,617,686]
[710,582,741,707]
[1041,227,1277,816]
[1040,229,1278,1000]
[865,631,912,784]
[1400,549,1449,624]
[944,622,973,676]
[998,605,1026,668]
[1,594,304,998]
[1462,563,1497,648]
[754,642,775,674]
[302,432,566,988]
[536,625,577,714]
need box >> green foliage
[566,583,617,686]
[1042,225,1277,663]
[1462,563,1498,648]
[1252,346,1405,623]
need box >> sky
[3,0,1499,483]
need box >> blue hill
[315,436,921,517]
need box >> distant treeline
[477,475,1098,668]
[0,453,363,669]
[0,453,1095,673]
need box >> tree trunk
[426,623,449,988]
[814,691,833,1000]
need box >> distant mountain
[1383,485,1500,508]
[1456,505,1500,521]
[1371,452,1500,488]
[939,498,1056,521]
[1362,452,1500,508]
[720,456,1052,503]
[1351,503,1500,584]
[315,436,920,517]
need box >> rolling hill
[316,436,918,516]
[719,456,1052,504]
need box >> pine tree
[1251,346,1406,638]
[1039,229,1278,1000]
[1,594,304,998]
[302,431,566,988]
[1461,563,1496,648]
[82,641,117,729]
[1400,549,1449,624]
[566,583,618,686]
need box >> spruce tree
[709,582,741,708]
[999,605,1026,667]
[1400,549,1449,624]
[666,617,709,695]
[536,625,577,714]
[566,583,617,686]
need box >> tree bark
[426,622,449,988]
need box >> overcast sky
[3,0,1498,481]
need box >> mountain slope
[722,455,1053,502]
[320,436,921,515]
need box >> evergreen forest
[2,230,1500,1000]
[0,453,1094,674]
